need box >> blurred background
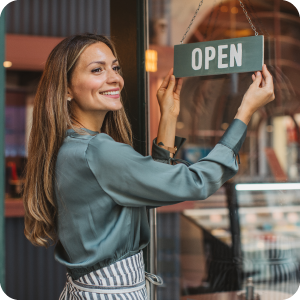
[2,0,300,299]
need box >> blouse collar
[66,127,100,136]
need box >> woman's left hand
[156,68,183,119]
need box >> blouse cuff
[152,136,186,160]
[217,118,248,162]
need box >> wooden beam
[6,34,63,71]
[4,200,25,218]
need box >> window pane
[149,0,300,299]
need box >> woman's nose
[107,68,121,83]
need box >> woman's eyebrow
[87,59,118,67]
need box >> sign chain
[244,0,270,37]
[180,0,204,44]
[180,0,260,44]
[203,0,217,40]
[238,0,259,36]
[209,0,223,40]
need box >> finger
[252,74,255,82]
[167,74,176,92]
[173,77,181,92]
[173,78,178,92]
[160,68,173,89]
[253,71,262,87]
[175,78,183,95]
[262,64,273,87]
[159,68,173,89]
[261,67,267,87]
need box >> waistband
[74,250,145,287]
[61,250,163,298]
[66,250,141,280]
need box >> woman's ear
[67,88,73,101]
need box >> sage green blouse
[54,119,247,280]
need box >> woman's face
[68,42,124,113]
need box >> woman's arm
[156,68,183,159]
[156,115,177,159]
[86,126,244,208]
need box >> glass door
[148,0,300,299]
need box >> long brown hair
[22,33,133,248]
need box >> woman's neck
[67,125,101,133]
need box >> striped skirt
[59,251,162,300]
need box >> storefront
[1,0,300,299]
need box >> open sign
[174,36,264,78]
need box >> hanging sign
[174,35,264,78]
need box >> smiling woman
[22,34,138,299]
[22,33,173,300]
[22,33,134,246]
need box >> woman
[22,33,275,300]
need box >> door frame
[110,1,157,299]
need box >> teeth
[100,91,120,95]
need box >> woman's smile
[99,88,120,98]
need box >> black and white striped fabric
[59,251,149,300]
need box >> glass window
[149,0,300,299]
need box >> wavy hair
[22,33,133,247]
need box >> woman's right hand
[235,64,275,125]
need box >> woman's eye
[92,68,102,73]
[113,66,121,72]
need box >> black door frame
[110,1,157,299]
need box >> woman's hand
[156,68,183,119]
[235,64,275,125]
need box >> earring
[67,96,72,101]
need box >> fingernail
[171,75,175,80]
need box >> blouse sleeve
[85,119,247,208]
[151,135,187,165]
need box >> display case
[183,182,300,296]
